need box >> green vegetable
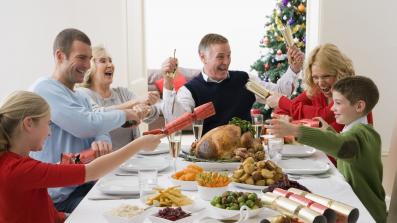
[229,117,255,136]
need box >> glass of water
[138,169,158,202]
[267,137,284,162]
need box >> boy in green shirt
[268,76,387,222]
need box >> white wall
[0,0,141,100]
[144,0,275,72]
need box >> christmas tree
[251,0,307,118]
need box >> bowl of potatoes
[230,157,284,190]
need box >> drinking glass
[167,130,182,173]
[192,119,204,142]
[251,114,264,139]
[267,137,284,162]
[138,169,158,202]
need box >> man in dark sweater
[161,33,303,135]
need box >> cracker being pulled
[279,25,294,47]
[246,80,270,99]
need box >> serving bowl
[197,185,228,201]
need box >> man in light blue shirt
[30,28,142,213]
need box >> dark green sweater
[298,124,387,223]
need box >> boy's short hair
[198,33,228,54]
[332,76,379,114]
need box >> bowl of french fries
[196,172,230,201]
[145,186,193,207]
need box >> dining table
[65,136,375,223]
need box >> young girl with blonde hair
[0,91,163,223]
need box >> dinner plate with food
[230,158,284,190]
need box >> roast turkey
[191,124,263,160]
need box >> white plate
[281,145,316,158]
[138,143,169,155]
[119,156,169,172]
[277,158,330,174]
[97,179,140,195]
[180,159,240,171]
[231,182,268,191]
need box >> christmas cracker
[280,24,294,47]
[273,188,336,223]
[288,188,359,223]
[261,192,327,223]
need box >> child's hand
[312,117,329,130]
[137,134,166,151]
[91,141,113,157]
[265,119,300,138]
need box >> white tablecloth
[66,140,375,223]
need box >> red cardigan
[0,152,85,223]
[275,91,373,132]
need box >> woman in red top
[0,91,164,223]
[266,44,373,164]
[267,43,373,131]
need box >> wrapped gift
[273,188,336,223]
[61,148,96,164]
[143,102,216,135]
[288,188,359,223]
[261,192,327,223]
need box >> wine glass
[192,119,204,142]
[167,130,182,173]
[251,114,264,139]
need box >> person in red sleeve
[265,44,373,165]
[0,91,164,223]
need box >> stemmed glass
[192,119,204,142]
[167,130,182,173]
[251,114,264,139]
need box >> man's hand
[132,104,151,118]
[161,57,178,90]
[266,92,282,108]
[288,46,304,74]
[145,91,160,105]
[125,109,143,124]
[91,141,113,157]
[135,134,166,152]
[265,119,300,138]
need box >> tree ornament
[288,18,295,25]
[264,63,270,70]
[283,15,288,21]
[298,4,306,12]
[282,0,289,7]
[277,49,282,55]
[263,36,269,46]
